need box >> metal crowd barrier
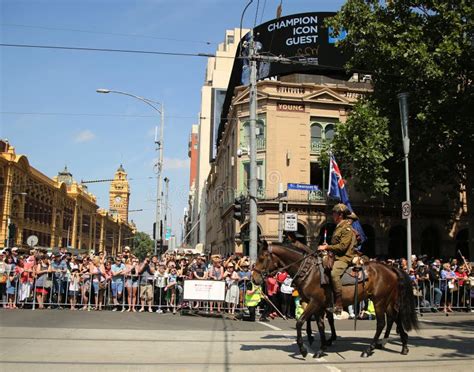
[413,278,473,313]
[2,275,472,315]
[0,273,255,314]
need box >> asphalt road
[1,310,473,371]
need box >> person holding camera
[138,256,155,313]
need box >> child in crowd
[154,263,168,313]
[224,263,240,315]
[165,267,178,314]
[69,268,80,310]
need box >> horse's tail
[394,267,419,332]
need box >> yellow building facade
[0,140,135,254]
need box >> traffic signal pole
[248,29,258,264]
[398,93,412,272]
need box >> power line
[0,43,233,59]
[260,0,267,24]
[254,0,260,27]
[0,43,356,72]
[0,23,217,45]
[81,176,156,184]
[0,177,157,187]
[0,111,196,119]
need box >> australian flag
[327,154,367,245]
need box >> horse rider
[318,203,357,316]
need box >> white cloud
[74,130,96,143]
[163,157,189,170]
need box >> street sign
[402,201,411,219]
[26,235,38,247]
[287,183,320,192]
[284,213,298,231]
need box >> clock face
[115,196,122,203]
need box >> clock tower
[109,164,130,222]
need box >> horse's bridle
[254,244,320,280]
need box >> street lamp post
[97,88,164,256]
[398,93,412,271]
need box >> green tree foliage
[327,0,473,200]
[323,100,393,196]
[132,231,154,260]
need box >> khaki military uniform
[326,219,357,295]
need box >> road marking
[257,321,282,331]
[420,319,434,323]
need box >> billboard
[241,12,348,84]
[217,12,348,146]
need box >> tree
[132,231,154,260]
[327,0,474,255]
[323,100,393,196]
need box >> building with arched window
[203,73,471,260]
[205,74,370,254]
[0,140,135,254]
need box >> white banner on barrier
[183,280,226,301]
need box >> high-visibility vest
[367,300,375,316]
[245,283,262,307]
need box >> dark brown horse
[252,242,419,358]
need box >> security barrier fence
[413,278,473,313]
[2,275,473,314]
[1,275,255,314]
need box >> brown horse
[252,242,419,358]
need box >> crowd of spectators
[364,254,473,314]
[0,247,266,316]
[0,246,472,320]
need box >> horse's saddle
[341,266,367,286]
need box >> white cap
[11,247,19,252]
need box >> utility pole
[164,177,170,244]
[248,29,258,263]
[398,93,412,271]
[155,105,164,256]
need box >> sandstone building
[0,140,135,254]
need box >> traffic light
[153,222,156,240]
[233,196,247,224]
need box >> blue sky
[1,0,344,242]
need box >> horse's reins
[256,245,320,279]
